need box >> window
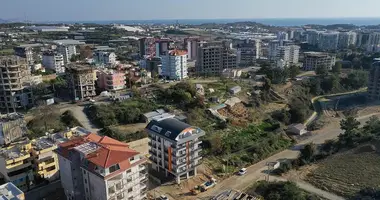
[84,179,87,184]
[130,157,135,161]
[109,164,120,173]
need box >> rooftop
[66,64,94,72]
[53,39,85,45]
[168,49,187,56]
[0,140,30,160]
[304,51,332,57]
[32,137,55,151]
[0,182,24,200]
[57,133,139,169]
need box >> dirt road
[60,105,100,134]
[198,113,380,198]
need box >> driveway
[60,105,100,134]
[198,113,380,198]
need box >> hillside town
[0,12,380,200]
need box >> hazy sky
[1,0,380,21]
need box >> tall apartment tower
[268,40,281,60]
[187,38,199,61]
[161,50,188,80]
[366,32,380,52]
[195,41,237,76]
[146,117,205,184]
[57,45,77,65]
[318,32,339,51]
[55,133,148,200]
[276,45,300,65]
[237,39,261,66]
[0,56,33,113]
[368,60,380,100]
[65,64,96,101]
[42,51,65,75]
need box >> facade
[368,61,380,100]
[276,45,300,65]
[42,51,65,74]
[277,31,289,45]
[366,32,380,52]
[0,140,34,191]
[237,39,261,66]
[57,45,77,65]
[13,47,34,65]
[195,41,237,76]
[55,133,147,200]
[303,52,336,71]
[93,51,117,66]
[338,31,357,49]
[187,39,199,61]
[96,69,126,91]
[161,50,188,80]
[146,117,205,184]
[140,57,162,78]
[318,32,339,51]
[139,37,156,57]
[155,39,172,57]
[356,32,371,49]
[65,64,96,100]
[0,182,25,200]
[0,56,33,113]
[268,40,280,60]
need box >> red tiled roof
[58,133,139,169]
[168,49,187,56]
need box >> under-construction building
[65,64,96,100]
[0,56,33,113]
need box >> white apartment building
[366,32,380,52]
[93,51,117,66]
[276,45,300,65]
[42,51,65,74]
[318,32,339,51]
[187,39,199,61]
[338,32,357,49]
[161,50,188,80]
[305,30,322,46]
[303,52,336,71]
[146,117,205,184]
[55,133,147,200]
[57,45,77,65]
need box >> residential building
[356,32,371,48]
[65,64,96,100]
[96,69,126,91]
[13,47,33,65]
[42,51,65,75]
[303,52,336,71]
[139,37,156,57]
[155,39,172,57]
[30,138,59,182]
[318,32,339,51]
[0,182,25,200]
[146,117,205,184]
[368,61,380,100]
[93,51,117,66]
[186,38,199,61]
[161,50,188,80]
[195,41,237,76]
[54,40,84,65]
[55,133,148,200]
[0,140,34,191]
[277,31,289,45]
[268,40,280,60]
[0,56,33,113]
[140,57,162,78]
[276,45,300,65]
[305,30,322,46]
[237,39,261,66]
[0,113,27,145]
[338,31,357,49]
[366,32,380,52]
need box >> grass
[306,144,380,198]
[0,49,14,55]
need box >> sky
[1,0,380,22]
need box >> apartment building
[55,133,147,200]
[155,39,173,57]
[268,40,280,60]
[93,51,117,66]
[140,56,162,78]
[146,117,205,184]
[276,45,300,65]
[356,32,371,48]
[196,41,237,76]
[318,32,339,51]
[338,32,357,49]
[0,140,34,191]
[368,61,380,100]
[96,69,126,91]
[13,47,34,65]
[31,138,59,182]
[186,38,199,61]
[237,39,261,66]
[161,50,188,80]
[42,51,65,75]
[139,37,156,57]
[303,52,336,71]
[366,32,380,52]
[0,56,33,113]
[65,64,96,100]
[0,182,25,200]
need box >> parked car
[238,168,247,175]
[159,195,168,200]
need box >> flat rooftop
[0,140,30,160]
[32,137,55,151]
[53,39,85,45]
[0,182,24,200]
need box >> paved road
[198,113,380,198]
[269,176,345,200]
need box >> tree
[340,116,360,132]
[332,62,342,74]
[299,143,317,163]
[316,65,329,76]
[289,65,300,79]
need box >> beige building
[303,52,336,71]
[56,133,148,200]
[65,64,96,100]
[0,56,33,113]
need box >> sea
[53,18,380,26]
